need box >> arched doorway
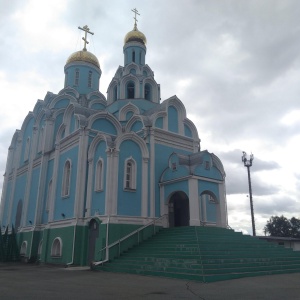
[87,219,100,264]
[168,191,190,227]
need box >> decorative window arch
[95,158,104,191]
[144,83,152,101]
[51,237,62,257]
[24,137,30,161]
[88,71,92,88]
[124,157,137,190]
[20,241,27,256]
[126,81,135,99]
[75,68,79,86]
[62,160,71,197]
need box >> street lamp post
[242,151,256,236]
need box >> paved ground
[1,263,300,299]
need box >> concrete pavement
[1,263,300,299]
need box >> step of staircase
[95,226,300,282]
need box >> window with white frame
[75,68,79,86]
[95,158,104,191]
[20,241,27,256]
[51,237,62,257]
[124,158,136,190]
[62,160,71,197]
[38,240,43,256]
[88,71,92,88]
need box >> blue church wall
[90,103,105,110]
[42,159,54,224]
[54,99,70,109]
[53,147,79,220]
[194,163,223,181]
[198,181,220,201]
[65,65,100,94]
[168,106,179,133]
[184,124,192,138]
[130,120,143,132]
[154,144,191,216]
[91,119,117,135]
[155,117,163,129]
[124,46,145,65]
[199,181,219,223]
[20,117,34,165]
[91,141,107,215]
[206,199,217,223]
[1,181,12,226]
[117,140,142,216]
[26,166,41,226]
[164,180,189,204]
[12,174,27,227]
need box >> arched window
[132,50,135,62]
[20,241,27,256]
[24,137,30,161]
[144,83,152,101]
[113,85,118,101]
[127,82,135,99]
[88,71,92,88]
[46,179,52,212]
[139,51,142,64]
[124,158,136,190]
[51,237,62,257]
[95,159,104,191]
[75,68,79,86]
[38,126,44,153]
[38,240,43,256]
[15,199,23,229]
[62,160,71,197]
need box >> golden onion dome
[66,49,100,68]
[124,24,147,46]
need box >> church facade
[0,19,228,265]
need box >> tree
[264,216,300,238]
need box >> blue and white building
[0,20,228,265]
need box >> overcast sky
[1,0,299,235]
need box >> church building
[0,14,228,265]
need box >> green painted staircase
[95,226,300,282]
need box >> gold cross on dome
[131,8,140,28]
[78,25,94,51]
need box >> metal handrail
[92,214,168,266]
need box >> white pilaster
[188,178,200,226]
[141,157,148,217]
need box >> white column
[85,158,94,217]
[110,149,119,216]
[141,157,148,217]
[104,149,112,216]
[74,128,89,218]
[189,178,200,226]
[149,128,155,217]
[48,143,60,222]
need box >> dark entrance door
[88,219,99,264]
[169,192,190,227]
